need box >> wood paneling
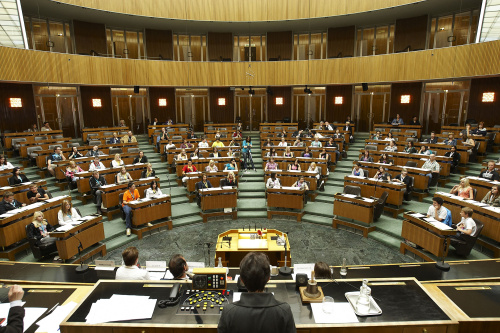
[394,15,428,52]
[149,87,176,122]
[390,82,422,122]
[0,41,499,86]
[209,88,234,123]
[267,87,292,122]
[56,0,422,21]
[208,32,233,61]
[145,29,173,60]
[325,85,352,122]
[0,83,36,133]
[73,20,107,56]
[80,86,113,127]
[267,31,292,61]
[468,77,500,126]
[327,26,355,58]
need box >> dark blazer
[141,169,156,178]
[195,180,212,191]
[26,222,54,245]
[133,156,148,164]
[395,174,411,188]
[0,199,23,215]
[222,179,238,187]
[0,305,24,333]
[426,138,438,144]
[8,174,29,186]
[479,169,500,181]
[444,151,461,166]
[89,176,107,194]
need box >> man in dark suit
[343,121,354,142]
[394,168,412,201]
[0,285,24,333]
[444,146,460,173]
[426,131,438,144]
[409,116,420,125]
[0,192,26,215]
[195,174,212,207]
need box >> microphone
[278,232,292,276]
[70,232,89,273]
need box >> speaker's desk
[215,228,290,267]
[264,170,318,191]
[126,194,172,238]
[333,193,376,225]
[344,175,405,207]
[50,214,106,261]
[185,171,239,193]
[199,187,237,213]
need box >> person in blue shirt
[391,114,404,125]
[224,158,238,171]
[108,132,120,144]
[242,136,255,171]
[444,134,457,146]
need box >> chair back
[453,220,484,257]
[343,185,361,196]
[52,134,64,139]
[68,142,80,148]
[48,144,62,150]
[172,135,182,140]
[405,161,418,168]
[128,147,140,154]
[365,145,378,151]
[109,147,123,155]
[27,146,43,157]
[89,140,102,146]
[103,132,113,136]
[373,191,389,221]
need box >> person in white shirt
[57,200,81,225]
[324,121,334,131]
[453,207,476,236]
[0,154,14,170]
[198,138,209,148]
[352,163,365,177]
[89,157,106,171]
[384,140,398,152]
[278,138,288,147]
[164,140,177,152]
[426,197,447,222]
[111,154,124,168]
[266,173,281,188]
[115,247,150,280]
[421,154,440,187]
[145,180,163,198]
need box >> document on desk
[311,302,358,323]
[35,302,77,333]
[1,304,45,333]
[428,221,453,230]
[291,263,315,280]
[409,213,426,218]
[85,295,156,324]
[342,194,356,198]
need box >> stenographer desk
[333,194,377,237]
[266,187,306,221]
[199,187,237,222]
[175,157,237,177]
[264,170,319,191]
[50,215,106,262]
[185,171,239,202]
[126,195,173,239]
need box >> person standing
[90,170,107,214]
[242,136,255,171]
[122,182,140,236]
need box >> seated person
[265,148,278,157]
[264,138,273,147]
[403,141,416,153]
[409,116,420,125]
[119,119,126,127]
[384,140,398,152]
[308,162,323,190]
[29,123,38,131]
[47,147,66,176]
[352,163,364,177]
[190,148,201,159]
[224,158,238,171]
[116,166,133,184]
[206,160,218,172]
[168,254,189,280]
[394,168,412,201]
[301,147,312,158]
[133,151,148,164]
[182,160,198,183]
[421,154,440,186]
[450,207,477,245]
[68,146,84,159]
[293,138,304,147]
[443,134,457,146]
[198,138,209,148]
[288,159,301,171]
[310,137,322,148]
[266,173,281,188]
[360,150,373,162]
[481,184,500,207]
[111,154,125,168]
[444,146,460,173]
[195,174,212,206]
[27,184,49,204]
[473,121,487,136]
[0,154,14,170]
[427,196,447,222]
[293,176,309,190]
[90,170,107,214]
[209,147,221,158]
[229,139,239,147]
[2,285,25,333]
[215,130,222,140]
[462,135,475,152]
[384,132,395,141]
[109,132,120,144]
[278,138,288,147]
[373,166,391,181]
[333,129,343,140]
[391,113,404,125]
[227,148,235,158]
[8,167,29,185]
[121,131,137,143]
[372,131,382,140]
[122,182,142,236]
[265,157,278,171]
[224,171,238,187]
[325,139,341,162]
[212,138,224,148]
[314,261,332,279]
[450,177,474,199]
[141,163,156,178]
[180,139,193,149]
[378,153,392,165]
[324,121,334,131]
[0,191,26,214]
[426,132,438,144]
[57,199,81,225]
[26,211,56,249]
[65,160,83,186]
[233,130,242,139]
[145,180,163,198]
[217,252,295,333]
[479,161,500,181]
[177,149,189,161]
[41,121,52,131]
[86,146,104,157]
[115,246,150,280]
[164,139,177,153]
[283,147,294,158]
[89,156,106,171]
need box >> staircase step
[238,198,267,210]
[237,210,268,218]
[173,215,203,227]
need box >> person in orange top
[122,182,140,236]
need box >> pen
[47,303,59,315]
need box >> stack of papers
[342,194,356,198]
[409,213,425,218]
[291,263,315,281]
[0,303,47,332]
[85,295,156,324]
[310,302,359,323]
[35,302,78,333]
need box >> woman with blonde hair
[117,166,133,184]
[283,146,294,158]
[58,200,81,225]
[206,160,218,172]
[450,177,474,199]
[65,160,84,183]
[26,211,56,248]
[112,154,124,168]
[225,171,238,187]
[141,163,155,178]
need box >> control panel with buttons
[177,289,232,315]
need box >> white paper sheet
[409,213,425,218]
[35,302,77,333]
[310,302,359,324]
[429,222,453,230]
[85,296,156,324]
[22,307,47,332]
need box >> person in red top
[182,159,198,183]
[122,182,140,236]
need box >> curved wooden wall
[0,41,499,87]
[54,0,423,21]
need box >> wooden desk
[0,195,69,260]
[401,212,456,262]
[344,175,405,207]
[204,123,238,131]
[127,195,172,238]
[264,170,318,191]
[0,180,47,205]
[468,176,499,202]
[166,147,241,164]
[175,157,238,177]
[266,187,305,221]
[442,125,500,145]
[373,123,423,138]
[52,153,137,180]
[76,164,148,195]
[50,215,106,261]
[3,130,63,149]
[101,177,159,209]
[262,157,329,176]
[333,193,376,225]
[159,138,235,154]
[19,138,72,158]
[355,161,431,191]
[199,187,237,212]
[82,126,129,142]
[185,171,239,192]
[147,123,190,137]
[262,141,342,155]
[215,228,290,267]
[435,192,500,256]
[259,123,299,133]
[0,167,23,187]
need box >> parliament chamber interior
[0,0,499,332]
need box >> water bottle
[340,258,347,276]
[356,279,371,314]
[217,257,223,268]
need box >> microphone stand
[279,232,292,275]
[435,236,451,271]
[71,233,89,273]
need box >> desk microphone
[279,232,292,276]
[70,232,89,273]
